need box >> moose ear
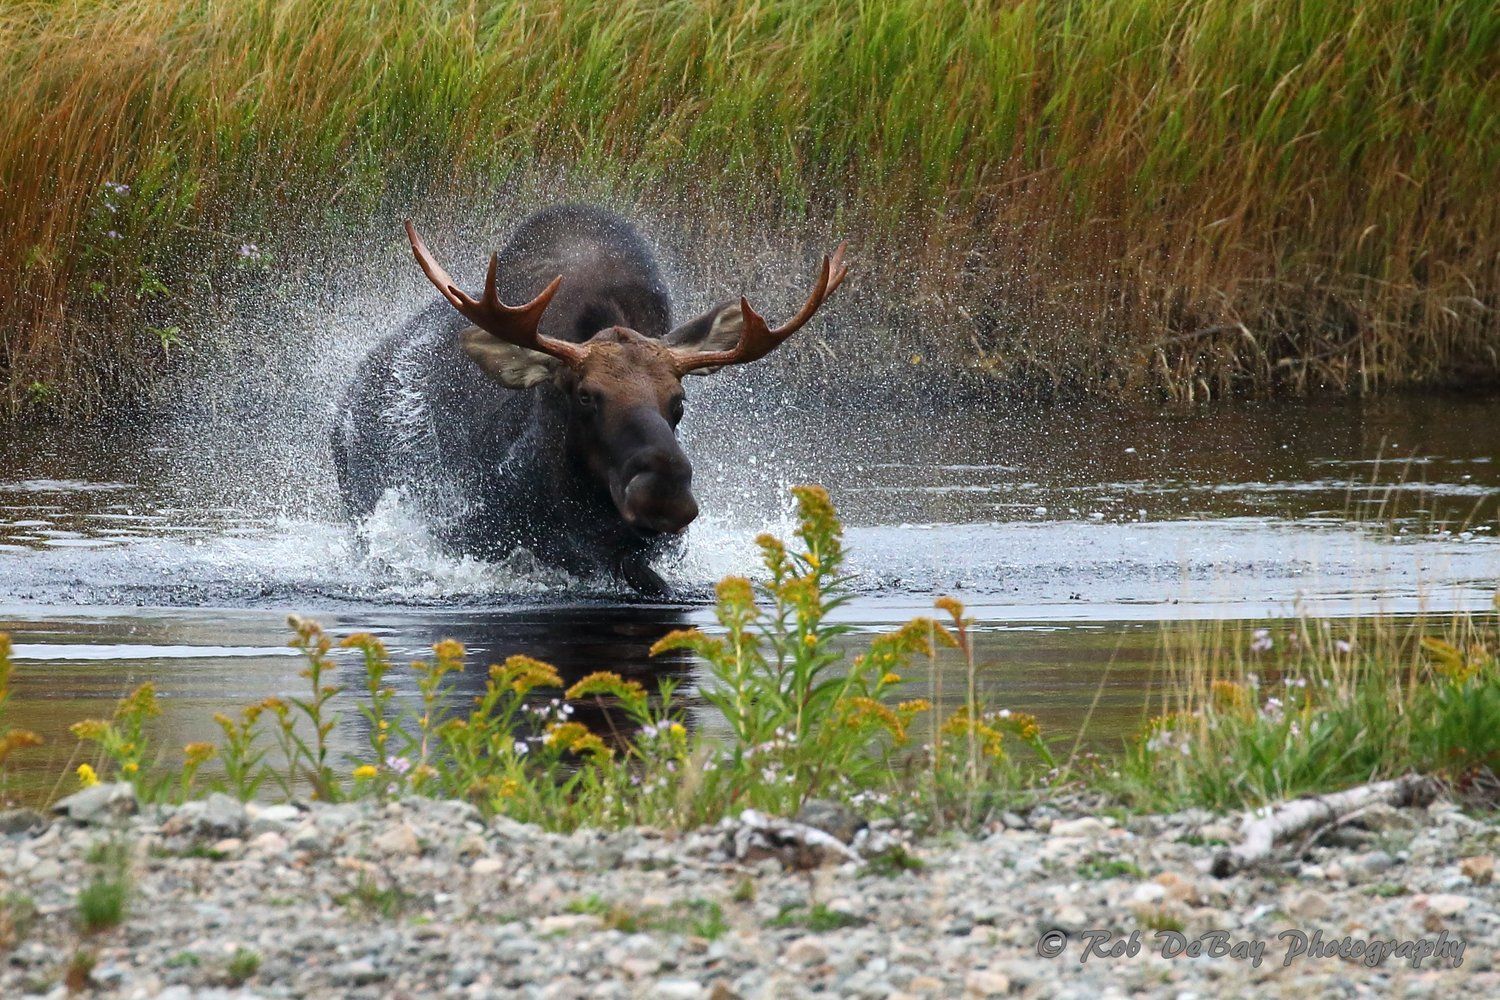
[460,327,560,389]
[662,300,744,376]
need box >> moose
[331,205,847,594]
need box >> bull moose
[331,205,847,594]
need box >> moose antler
[672,243,849,374]
[405,220,585,368]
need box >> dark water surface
[2,393,1497,787]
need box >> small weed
[1078,854,1145,880]
[77,876,128,933]
[731,878,756,903]
[1,892,38,948]
[565,895,641,932]
[1176,833,1228,847]
[650,899,729,940]
[338,875,411,919]
[1366,882,1409,898]
[862,845,925,877]
[165,951,200,969]
[226,948,260,985]
[64,949,96,992]
[769,903,865,932]
[85,840,131,866]
[1138,906,1186,934]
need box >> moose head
[404,220,848,538]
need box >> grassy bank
[1,0,1496,416]
[3,486,1496,828]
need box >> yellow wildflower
[432,638,465,664]
[353,764,378,780]
[566,671,646,703]
[121,761,139,775]
[1209,680,1250,715]
[491,655,563,694]
[70,719,110,742]
[76,763,99,787]
[935,595,967,621]
[545,722,591,750]
[715,576,755,608]
[183,742,216,766]
[880,672,902,686]
[841,697,907,742]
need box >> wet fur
[331,205,684,590]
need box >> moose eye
[668,395,685,426]
[576,388,596,410]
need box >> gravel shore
[2,788,1495,998]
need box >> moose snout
[619,450,698,535]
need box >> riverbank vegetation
[2,1,1496,416]
[2,487,1495,828]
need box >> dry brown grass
[1,0,1496,415]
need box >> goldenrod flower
[566,671,646,703]
[880,672,902,686]
[183,742,216,766]
[121,761,139,775]
[432,638,465,664]
[353,764,378,780]
[76,763,99,787]
[70,719,110,742]
[491,655,563,694]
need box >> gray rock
[795,799,867,845]
[0,808,48,835]
[162,792,246,838]
[52,782,137,823]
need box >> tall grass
[1116,608,1500,811]
[1,0,1495,414]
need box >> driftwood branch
[1211,775,1438,878]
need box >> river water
[2,391,1497,790]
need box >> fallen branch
[1211,775,1439,878]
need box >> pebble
[0,795,1491,998]
[783,935,830,967]
[1460,855,1494,885]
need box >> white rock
[471,857,503,876]
[965,969,1012,997]
[1050,817,1108,838]
[372,823,421,856]
[1129,883,1167,906]
[248,831,288,854]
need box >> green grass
[1077,855,1145,881]
[1111,611,1500,811]
[769,902,865,932]
[226,948,261,986]
[338,876,413,920]
[1,0,1497,415]
[76,877,128,934]
[568,895,729,939]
